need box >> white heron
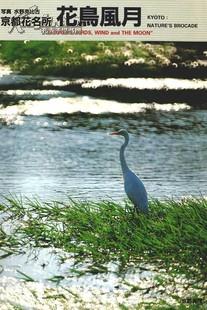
[110,129,148,213]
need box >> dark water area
[0,72,206,201]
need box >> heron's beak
[110,131,119,135]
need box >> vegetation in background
[0,41,206,77]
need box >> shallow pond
[0,72,206,201]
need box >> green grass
[0,196,207,308]
[0,41,155,76]
[0,196,207,283]
[0,41,205,78]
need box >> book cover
[0,1,206,309]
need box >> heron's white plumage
[124,169,148,213]
[111,129,148,213]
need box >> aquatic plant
[1,196,207,283]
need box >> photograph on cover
[0,1,206,308]
[0,39,206,309]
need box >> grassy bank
[1,197,207,280]
[0,197,207,308]
[0,41,206,78]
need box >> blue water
[0,76,206,201]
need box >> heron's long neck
[120,135,129,174]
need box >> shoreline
[0,41,206,80]
[0,197,206,308]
